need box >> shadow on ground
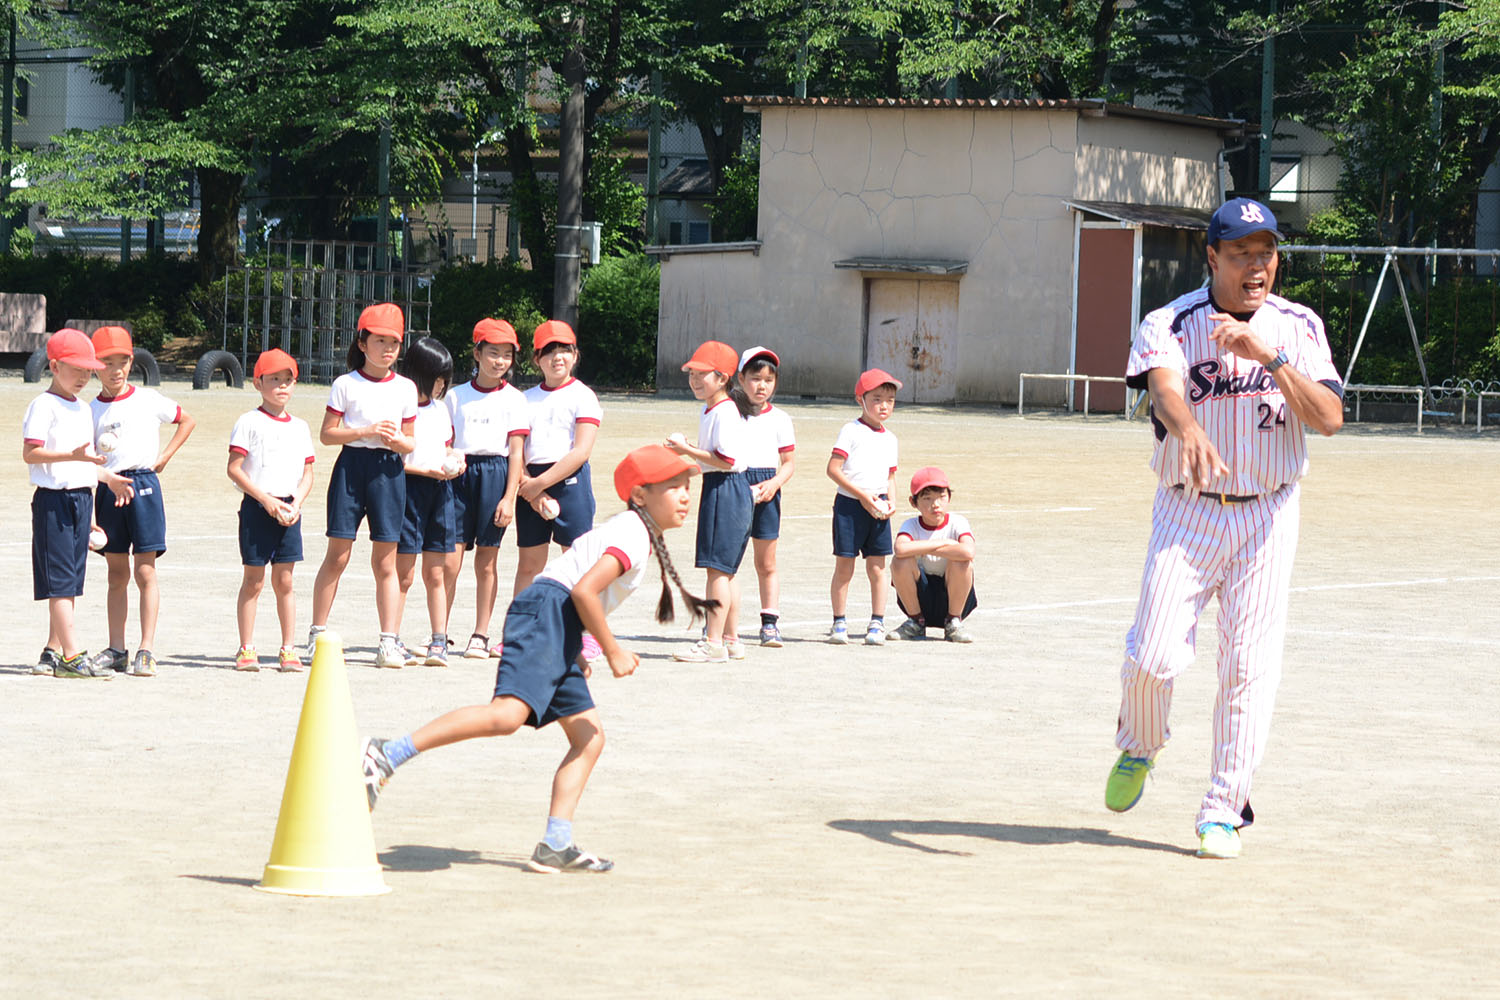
[828,818,1193,856]
[378,844,528,873]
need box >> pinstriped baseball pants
[1115,482,1300,830]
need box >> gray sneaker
[360,737,395,811]
[889,617,926,641]
[88,647,129,673]
[306,625,327,660]
[33,647,60,675]
[526,841,614,874]
[943,618,974,643]
[54,651,113,679]
[374,637,405,669]
[130,649,158,676]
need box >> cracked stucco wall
[656,106,1222,404]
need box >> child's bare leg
[49,597,80,658]
[890,556,920,618]
[103,551,130,649]
[411,695,531,751]
[753,537,779,616]
[721,572,741,642]
[472,545,500,636]
[704,569,731,641]
[865,555,888,617]
[830,556,856,617]
[421,551,448,636]
[371,541,401,633]
[945,560,974,618]
[270,563,297,647]
[514,543,548,599]
[237,565,266,647]
[548,709,606,822]
[133,552,159,651]
[394,551,417,636]
[443,546,464,620]
[311,538,354,626]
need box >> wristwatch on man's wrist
[1265,348,1289,373]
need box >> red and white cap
[854,367,902,398]
[738,345,780,372]
[47,328,104,370]
[909,466,950,497]
[613,443,699,501]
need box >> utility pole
[376,115,391,296]
[552,11,586,327]
[646,68,661,245]
[1257,0,1276,197]
[121,65,133,263]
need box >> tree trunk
[196,166,243,282]
[552,15,587,327]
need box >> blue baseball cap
[1207,198,1281,245]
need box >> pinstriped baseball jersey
[1126,288,1342,494]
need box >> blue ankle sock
[385,734,418,768]
[544,816,572,850]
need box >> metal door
[864,278,959,403]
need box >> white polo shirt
[743,403,796,470]
[446,379,529,456]
[537,509,651,615]
[896,512,975,576]
[23,390,98,490]
[696,397,747,473]
[831,417,898,498]
[523,377,602,465]
[90,385,182,473]
[325,368,419,449]
[407,400,455,470]
[228,406,316,497]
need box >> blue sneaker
[759,623,783,647]
[1104,752,1153,812]
[827,619,849,645]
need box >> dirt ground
[2,372,1496,998]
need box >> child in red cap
[360,444,713,875]
[889,466,977,643]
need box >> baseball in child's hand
[89,527,108,551]
[441,453,463,477]
[667,432,687,448]
[96,430,119,453]
[876,498,895,517]
[537,495,561,520]
[275,505,298,526]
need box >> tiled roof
[728,96,1246,134]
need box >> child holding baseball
[87,325,196,677]
[308,302,418,668]
[826,368,901,645]
[227,349,316,672]
[666,339,755,662]
[393,337,464,667]
[23,329,134,677]
[732,346,796,647]
[443,318,528,659]
[361,443,713,874]
[889,466,977,643]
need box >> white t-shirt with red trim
[90,385,182,472]
[228,406,316,497]
[831,417,898,498]
[743,403,795,470]
[696,397,747,473]
[523,377,602,464]
[446,379,529,456]
[537,509,651,615]
[897,512,975,576]
[23,390,97,490]
[325,368,419,450]
[407,400,455,470]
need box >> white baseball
[667,432,687,447]
[96,430,118,453]
[877,498,895,517]
[89,527,107,551]
[441,454,463,477]
[538,495,561,520]
[276,506,298,526]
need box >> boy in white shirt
[890,466,977,643]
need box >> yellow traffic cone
[256,630,390,896]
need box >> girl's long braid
[630,502,718,625]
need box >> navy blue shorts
[492,579,594,728]
[898,564,979,624]
[515,460,596,548]
[326,446,405,543]
[238,495,304,566]
[454,453,509,550]
[695,470,753,573]
[745,467,782,541]
[832,493,893,558]
[32,487,91,600]
[399,475,459,555]
[94,469,167,555]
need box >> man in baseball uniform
[1104,197,1345,859]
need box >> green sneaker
[1104,752,1153,812]
[54,651,113,679]
[1196,822,1241,859]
